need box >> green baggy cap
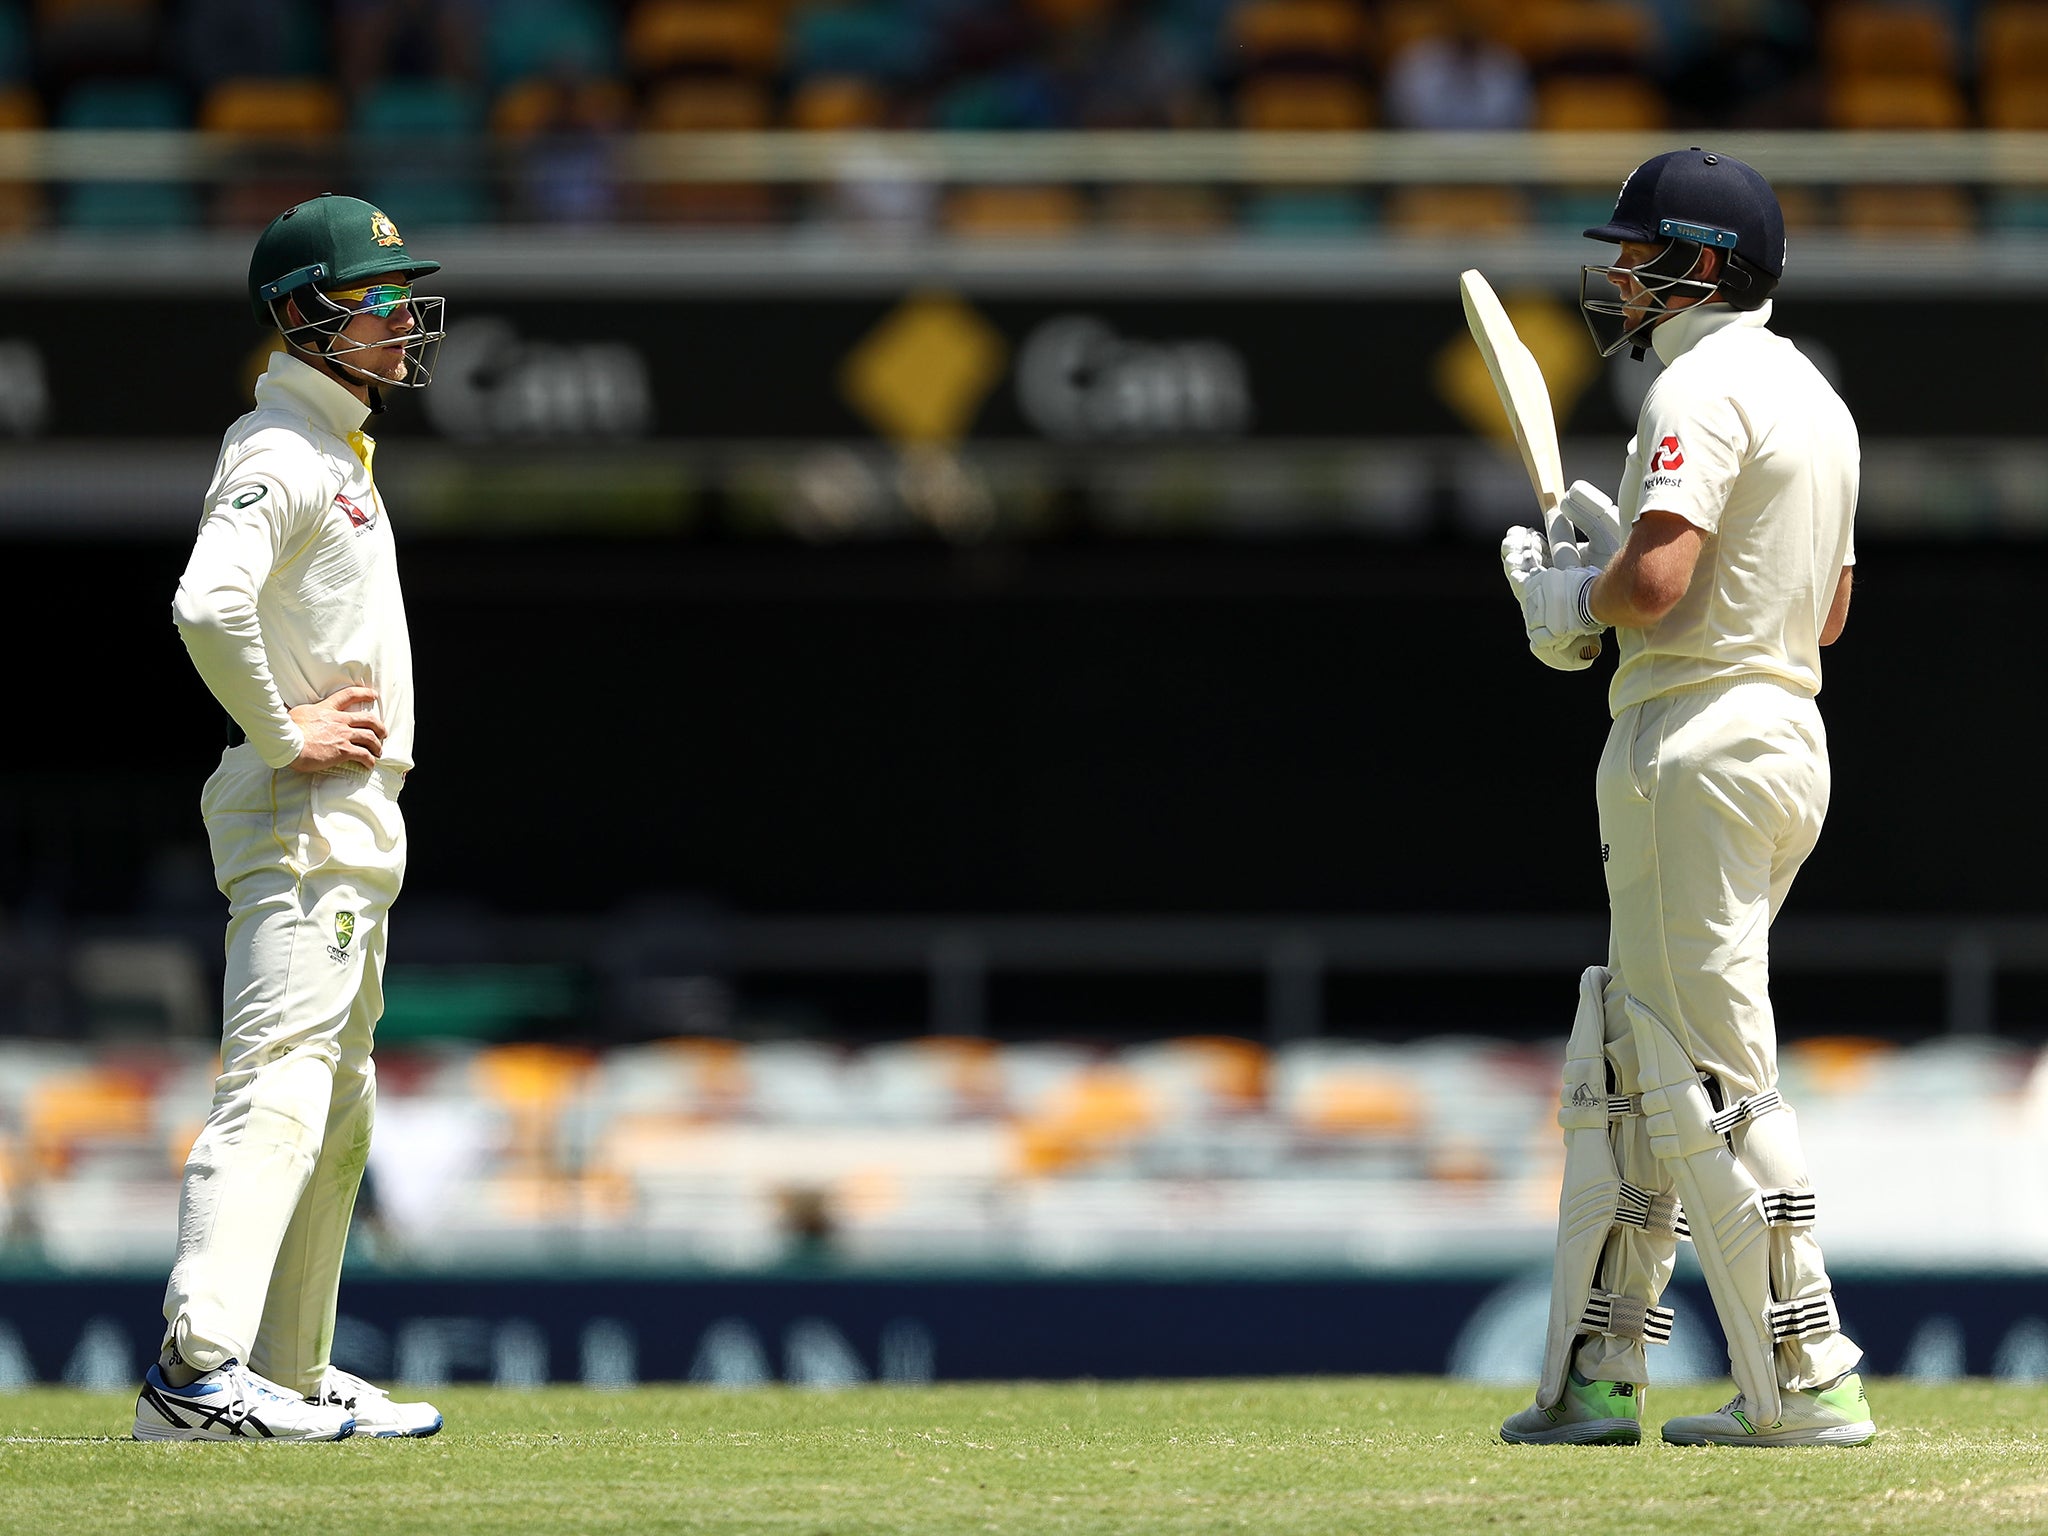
[248,193,442,324]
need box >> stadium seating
[16,1031,2045,1273]
[485,0,618,86]
[624,0,785,79]
[354,79,491,227]
[57,77,195,228]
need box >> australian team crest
[370,209,404,247]
[329,910,357,963]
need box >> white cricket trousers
[1575,676,1860,1390]
[162,746,405,1396]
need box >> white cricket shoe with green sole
[1501,1370,1644,1445]
[1661,1372,1876,1447]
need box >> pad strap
[1767,1293,1839,1342]
[1615,1181,1691,1240]
[1608,1093,1641,1117]
[1758,1188,1817,1226]
[1707,1088,1783,1135]
[1580,1290,1676,1345]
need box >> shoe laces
[214,1362,303,1424]
[316,1367,386,1411]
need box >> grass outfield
[5,1379,2046,1535]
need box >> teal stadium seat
[354,80,490,228]
[487,0,618,86]
[0,4,28,81]
[59,79,198,230]
[1243,189,1372,236]
[788,3,931,82]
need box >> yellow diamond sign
[841,291,1008,447]
[1436,292,1600,446]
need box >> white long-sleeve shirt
[174,352,414,775]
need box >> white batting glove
[1561,481,1624,565]
[1501,526,1605,668]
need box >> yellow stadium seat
[27,1069,152,1175]
[1984,75,2048,128]
[1231,0,1373,67]
[1378,0,1515,61]
[787,74,888,131]
[1235,74,1375,130]
[642,75,772,129]
[1511,1,1656,69]
[1100,185,1231,234]
[1826,74,1968,128]
[1024,0,1116,25]
[492,77,631,136]
[199,78,342,136]
[637,82,780,224]
[1824,3,1959,80]
[943,184,1087,237]
[1837,183,1973,232]
[625,0,784,77]
[1385,185,1529,233]
[1980,4,2048,86]
[0,86,39,128]
[1535,75,1668,129]
[1294,1071,1422,1136]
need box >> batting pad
[1623,992,1860,1424]
[1536,967,1686,1408]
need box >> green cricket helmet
[248,193,447,390]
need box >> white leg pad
[1536,967,1685,1408]
[1730,1101,1863,1389]
[1624,993,1790,1424]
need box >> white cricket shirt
[1609,300,1858,716]
[174,351,415,775]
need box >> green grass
[5,1379,2046,1535]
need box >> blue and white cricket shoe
[309,1368,443,1438]
[133,1360,356,1442]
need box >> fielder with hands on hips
[134,194,448,1442]
[1498,150,1873,1449]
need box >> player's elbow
[1620,565,1688,623]
[172,579,248,637]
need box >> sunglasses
[323,282,414,318]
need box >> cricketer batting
[1497,150,1873,1448]
[134,195,446,1442]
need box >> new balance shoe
[1661,1373,1876,1447]
[1500,1371,1643,1445]
[133,1360,355,1442]
[309,1368,443,1438]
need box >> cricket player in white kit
[134,195,446,1441]
[1495,151,1875,1448]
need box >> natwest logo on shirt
[335,491,374,531]
[1649,435,1685,472]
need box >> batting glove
[1501,526,1605,668]
[1561,481,1625,565]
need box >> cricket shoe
[309,1367,443,1438]
[1500,1370,1643,1445]
[1661,1373,1876,1447]
[133,1359,355,1442]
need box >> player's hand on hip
[287,685,386,772]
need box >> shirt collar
[1646,303,1777,370]
[254,349,371,441]
[1651,299,1772,366]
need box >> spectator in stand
[177,0,324,87]
[1664,0,1820,129]
[337,0,481,95]
[1383,3,1533,132]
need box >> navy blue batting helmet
[1579,147,1784,357]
